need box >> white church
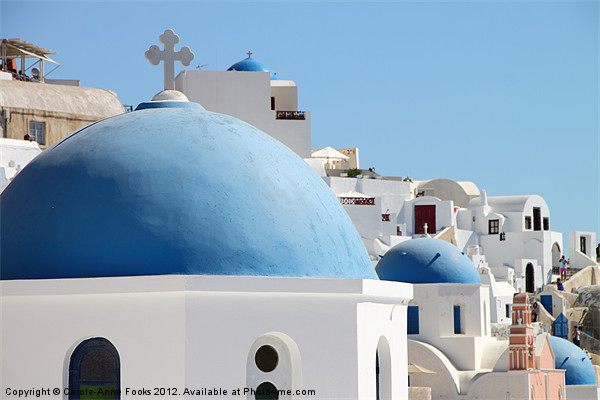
[1,30,599,400]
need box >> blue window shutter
[454,305,462,334]
[407,306,419,334]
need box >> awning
[1,39,59,65]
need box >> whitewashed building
[376,238,598,399]
[1,90,412,400]
[175,53,311,158]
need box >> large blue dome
[548,335,596,385]
[376,238,481,284]
[227,56,277,80]
[1,99,375,280]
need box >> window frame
[29,121,45,145]
[488,219,499,234]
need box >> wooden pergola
[1,38,59,82]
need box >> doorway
[526,263,535,293]
[415,205,436,235]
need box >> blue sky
[2,1,598,250]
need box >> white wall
[566,385,600,400]
[569,231,598,269]
[480,231,562,288]
[176,70,311,157]
[270,81,297,111]
[479,267,516,323]
[396,197,455,237]
[409,284,493,371]
[0,138,42,192]
[1,275,413,400]
[467,372,530,400]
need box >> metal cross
[246,51,253,58]
[145,29,194,90]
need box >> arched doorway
[376,336,391,400]
[526,263,535,293]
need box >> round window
[255,382,278,400]
[255,345,278,372]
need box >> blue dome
[227,56,278,80]
[548,335,596,385]
[376,238,481,284]
[1,100,375,280]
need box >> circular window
[255,345,278,372]
[255,382,278,400]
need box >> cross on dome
[145,29,194,90]
[246,51,253,58]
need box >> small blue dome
[1,100,375,280]
[227,56,278,80]
[548,335,596,385]
[376,238,481,284]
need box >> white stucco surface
[1,275,413,400]
[175,70,311,157]
[0,138,41,192]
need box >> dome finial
[246,50,253,58]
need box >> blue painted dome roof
[1,99,375,280]
[548,335,596,385]
[227,56,278,80]
[376,238,481,284]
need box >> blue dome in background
[227,56,278,80]
[376,238,481,284]
[548,335,596,385]
[1,98,375,280]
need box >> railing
[338,197,375,206]
[276,111,305,120]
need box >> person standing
[531,302,539,322]
[559,255,568,280]
[573,326,581,347]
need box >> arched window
[407,302,419,335]
[558,385,563,400]
[69,338,120,400]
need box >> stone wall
[5,107,101,148]
[408,386,431,400]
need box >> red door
[415,205,436,234]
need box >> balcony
[338,197,375,206]
[276,111,305,120]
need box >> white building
[0,137,41,192]
[175,54,311,158]
[376,238,598,399]
[169,46,570,299]
[318,172,564,297]
[1,92,413,400]
[569,231,598,270]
